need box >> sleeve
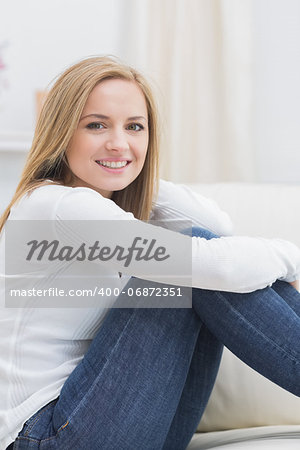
[150,179,233,236]
[54,187,300,293]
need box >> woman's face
[66,78,149,198]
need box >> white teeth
[97,160,128,168]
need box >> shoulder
[9,183,129,221]
[54,185,133,221]
[152,178,199,212]
[9,183,72,220]
[151,179,234,236]
[155,178,198,203]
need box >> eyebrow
[80,114,147,122]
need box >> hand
[289,280,299,291]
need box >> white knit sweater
[1,179,300,448]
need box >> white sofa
[185,183,300,449]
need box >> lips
[95,159,132,173]
[95,158,131,162]
[95,159,131,168]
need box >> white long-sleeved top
[1,179,300,448]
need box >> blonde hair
[0,56,160,232]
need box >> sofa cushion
[184,183,300,431]
[198,348,300,431]
[188,425,300,449]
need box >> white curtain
[119,0,255,183]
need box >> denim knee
[181,226,219,240]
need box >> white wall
[253,0,300,183]
[0,0,123,135]
[0,0,124,212]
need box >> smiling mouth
[95,160,131,169]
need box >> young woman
[1,56,300,450]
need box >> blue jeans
[11,227,300,450]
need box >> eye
[86,122,104,130]
[126,123,144,132]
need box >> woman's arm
[151,179,233,237]
[289,279,299,290]
[153,181,300,291]
[51,187,300,293]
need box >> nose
[105,129,130,152]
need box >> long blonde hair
[0,56,160,232]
